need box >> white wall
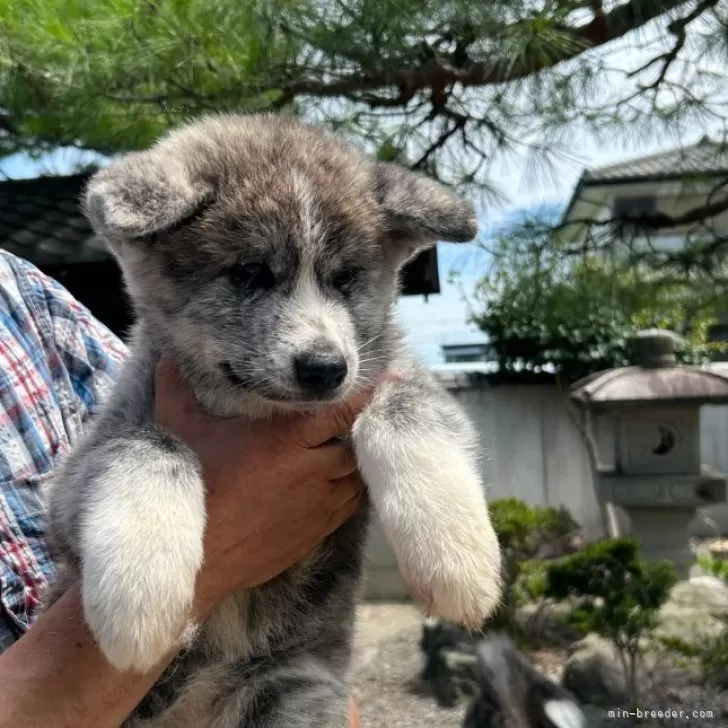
[362,374,728,599]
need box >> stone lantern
[570,330,728,576]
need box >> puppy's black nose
[294,353,348,394]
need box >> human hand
[154,359,386,618]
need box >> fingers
[329,471,362,507]
[290,373,401,448]
[307,441,358,480]
[291,389,376,448]
[323,473,363,535]
[154,358,219,433]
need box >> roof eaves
[559,168,728,226]
[560,172,588,225]
[579,169,728,187]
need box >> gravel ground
[349,603,573,727]
[348,603,728,728]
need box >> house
[0,173,442,337]
[560,135,728,245]
[560,136,728,345]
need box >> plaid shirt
[0,250,127,651]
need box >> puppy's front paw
[83,558,200,672]
[80,438,206,672]
[354,412,502,628]
[402,515,502,629]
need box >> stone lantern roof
[570,330,728,408]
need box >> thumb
[290,374,398,448]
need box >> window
[612,195,657,218]
[611,195,666,236]
[441,343,490,363]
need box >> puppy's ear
[374,163,477,262]
[83,152,213,245]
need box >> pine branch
[628,0,721,93]
[105,0,690,109]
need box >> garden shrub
[543,537,678,705]
[486,498,580,635]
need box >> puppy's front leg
[352,378,501,627]
[78,426,206,672]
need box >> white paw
[80,444,206,672]
[397,510,502,629]
[83,561,200,672]
[354,416,502,628]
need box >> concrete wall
[362,373,728,600]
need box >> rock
[670,576,728,615]
[656,577,728,643]
[515,577,728,649]
[580,704,605,726]
[515,599,586,646]
[437,649,480,707]
[562,634,629,707]
[420,619,480,707]
[533,531,586,560]
[420,618,474,663]
[713,666,728,691]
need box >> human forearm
[0,584,171,728]
[0,361,371,728]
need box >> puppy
[45,113,502,728]
[463,634,586,728]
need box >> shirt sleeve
[0,252,128,648]
[23,259,129,424]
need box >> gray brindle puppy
[44,114,502,728]
[463,634,586,728]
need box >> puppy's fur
[463,634,586,728]
[45,114,502,728]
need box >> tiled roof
[0,173,110,265]
[583,136,728,183]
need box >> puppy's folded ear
[82,152,213,245]
[374,163,478,263]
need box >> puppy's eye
[332,268,358,293]
[228,262,276,290]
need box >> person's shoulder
[0,249,76,324]
[0,249,43,304]
[0,249,125,348]
[0,250,128,407]
[0,251,61,355]
[0,249,40,278]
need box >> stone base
[623,507,697,577]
